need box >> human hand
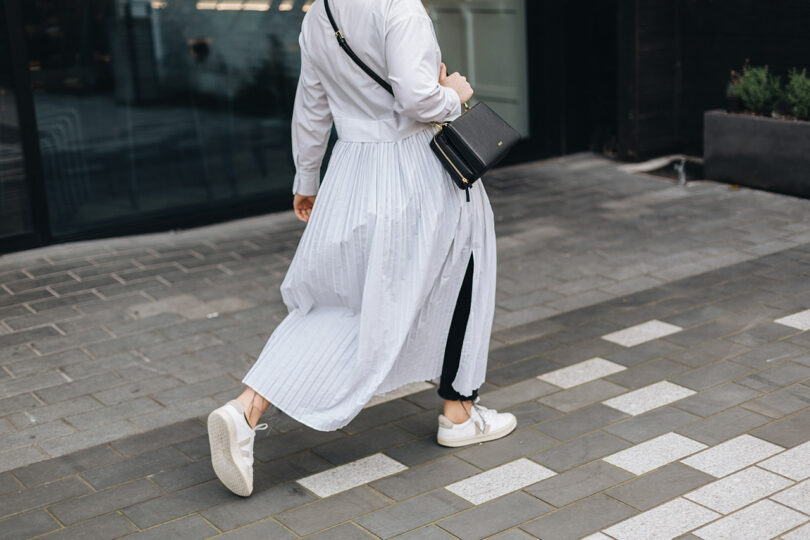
[293,193,316,222]
[439,62,473,106]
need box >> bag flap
[444,102,521,174]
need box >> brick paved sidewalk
[4,153,810,538]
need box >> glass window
[22,0,318,237]
[424,0,530,136]
[0,3,35,239]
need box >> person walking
[207,0,516,498]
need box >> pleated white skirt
[241,123,497,431]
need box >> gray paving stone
[342,399,423,435]
[355,490,470,539]
[150,459,215,492]
[128,396,220,430]
[603,406,701,444]
[0,510,59,540]
[676,407,772,445]
[389,526,455,540]
[122,480,237,529]
[605,462,715,511]
[92,374,185,406]
[80,447,189,489]
[6,396,101,429]
[111,418,207,456]
[539,379,628,412]
[303,522,377,540]
[149,374,242,407]
[525,460,633,507]
[0,393,40,417]
[736,362,810,392]
[39,420,142,457]
[10,444,121,487]
[0,420,76,452]
[486,531,537,540]
[118,514,218,540]
[730,341,808,369]
[0,476,91,519]
[486,355,563,387]
[65,396,162,430]
[39,513,137,539]
[505,400,561,426]
[486,336,561,367]
[369,455,479,501]
[33,372,127,404]
[48,477,163,525]
[665,339,750,368]
[741,384,810,418]
[394,410,440,438]
[252,427,345,463]
[535,404,629,441]
[311,425,414,466]
[454,428,556,469]
[671,361,755,391]
[382,435,457,467]
[0,472,20,495]
[673,382,761,417]
[277,486,392,536]
[0,371,70,401]
[529,431,630,472]
[201,482,316,531]
[520,494,636,540]
[752,408,810,448]
[478,379,558,410]
[604,358,689,389]
[437,491,552,540]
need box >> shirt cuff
[292,171,320,196]
[442,85,463,121]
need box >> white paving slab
[602,381,695,416]
[601,320,682,347]
[581,534,612,540]
[760,441,810,481]
[444,458,556,505]
[681,435,785,478]
[603,432,707,475]
[775,309,810,331]
[296,453,407,498]
[693,499,807,540]
[783,522,810,540]
[603,498,720,540]
[684,466,793,514]
[537,357,627,389]
[772,479,810,515]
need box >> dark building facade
[1,0,808,254]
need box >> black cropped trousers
[437,253,479,402]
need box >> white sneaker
[207,399,268,496]
[436,397,517,447]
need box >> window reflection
[22,0,312,236]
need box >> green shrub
[734,64,782,114]
[786,68,810,120]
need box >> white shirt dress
[241,0,498,431]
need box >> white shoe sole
[436,414,518,447]
[208,408,252,497]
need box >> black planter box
[704,110,810,198]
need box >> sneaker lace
[238,423,268,470]
[470,400,497,432]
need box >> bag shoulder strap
[322,0,395,96]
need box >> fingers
[440,62,447,79]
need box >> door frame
[1,0,51,255]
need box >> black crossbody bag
[323,0,521,201]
